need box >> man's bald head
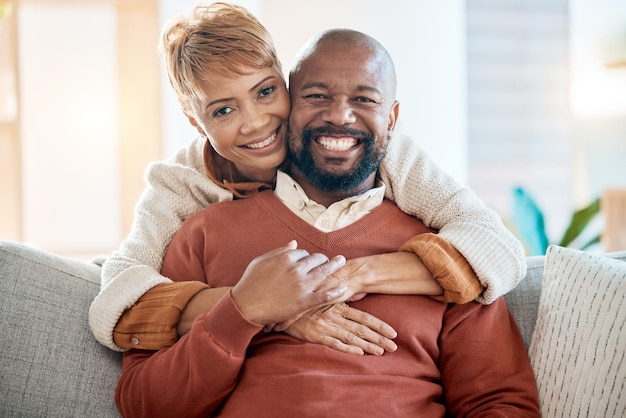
[289,29,397,100]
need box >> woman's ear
[187,116,206,137]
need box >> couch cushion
[504,255,544,349]
[529,245,626,418]
[0,241,121,417]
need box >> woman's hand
[279,303,397,356]
[231,241,349,325]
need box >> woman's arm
[278,236,483,353]
[310,234,482,305]
[89,136,231,352]
[379,133,526,303]
[99,135,400,355]
[100,132,503,353]
[112,234,480,352]
[316,251,441,298]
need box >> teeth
[318,137,357,151]
[246,133,276,149]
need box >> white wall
[570,0,626,119]
[159,0,468,184]
[569,0,626,204]
[18,4,121,255]
[13,0,624,255]
[14,0,468,255]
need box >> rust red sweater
[116,191,539,417]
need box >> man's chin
[313,153,359,171]
[310,162,355,178]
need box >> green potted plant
[511,187,601,256]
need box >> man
[116,29,539,417]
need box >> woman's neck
[215,154,276,185]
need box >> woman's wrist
[344,252,441,296]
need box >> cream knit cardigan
[89,134,526,351]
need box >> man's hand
[280,303,398,356]
[231,241,348,325]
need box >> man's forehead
[290,33,396,97]
[293,59,388,93]
[309,43,377,67]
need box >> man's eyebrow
[300,81,327,91]
[355,85,382,95]
[300,82,382,96]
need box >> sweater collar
[274,170,386,232]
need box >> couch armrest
[0,240,121,417]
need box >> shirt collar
[274,170,386,214]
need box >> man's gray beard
[287,126,387,193]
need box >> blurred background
[1,0,625,259]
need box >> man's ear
[188,115,206,137]
[387,100,400,133]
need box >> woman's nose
[240,104,268,134]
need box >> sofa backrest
[504,255,545,348]
[0,241,121,417]
[2,238,624,417]
[0,241,554,417]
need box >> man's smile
[316,136,359,151]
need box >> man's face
[287,41,399,193]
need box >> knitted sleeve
[379,134,526,304]
[89,136,234,351]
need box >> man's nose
[322,98,356,125]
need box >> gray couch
[1,240,624,417]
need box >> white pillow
[529,245,625,418]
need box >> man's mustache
[302,126,371,141]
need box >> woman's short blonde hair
[160,2,281,115]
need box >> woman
[89,2,525,354]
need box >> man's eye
[259,85,276,98]
[304,94,328,100]
[354,96,376,103]
[213,107,233,117]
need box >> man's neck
[288,166,377,208]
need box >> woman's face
[189,66,290,182]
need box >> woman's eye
[259,85,276,98]
[213,107,233,117]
